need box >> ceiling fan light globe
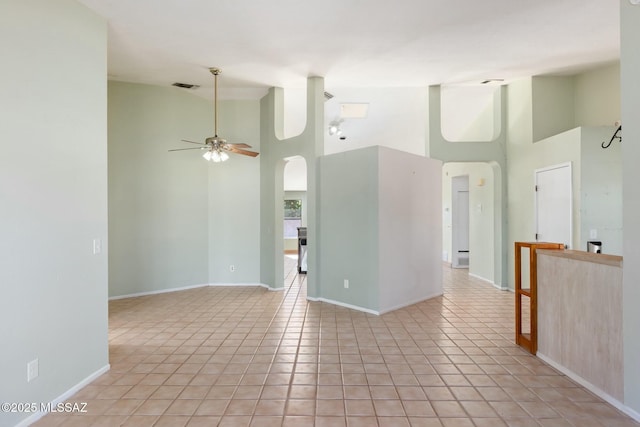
[211,150,222,162]
[220,151,230,162]
[203,151,213,161]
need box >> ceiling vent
[172,82,200,90]
[324,91,334,101]
[480,79,504,85]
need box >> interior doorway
[443,162,500,287]
[535,162,572,247]
[283,156,308,286]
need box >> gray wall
[0,1,109,426]
[108,82,211,296]
[318,147,380,310]
[621,0,640,415]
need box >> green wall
[208,100,261,284]
[442,163,496,285]
[317,147,380,310]
[108,84,263,294]
[621,0,640,415]
[260,79,324,295]
[108,82,211,296]
[574,63,620,127]
[0,1,109,426]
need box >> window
[284,199,302,238]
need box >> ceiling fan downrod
[209,67,221,139]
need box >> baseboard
[209,282,284,292]
[468,273,507,291]
[537,352,640,423]
[307,296,380,315]
[378,291,444,314]
[109,282,285,300]
[109,283,209,300]
[15,364,110,427]
[307,291,445,316]
[209,282,270,289]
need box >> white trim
[208,282,276,290]
[306,296,380,315]
[537,352,640,423]
[109,282,282,300]
[379,292,444,314]
[468,272,507,290]
[15,364,110,427]
[109,283,209,300]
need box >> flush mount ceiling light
[169,68,259,162]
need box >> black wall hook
[602,125,622,149]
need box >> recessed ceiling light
[630,0,640,5]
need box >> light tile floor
[33,258,639,427]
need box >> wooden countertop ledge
[536,249,622,268]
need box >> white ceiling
[78,0,620,100]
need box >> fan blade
[225,146,259,157]
[169,147,205,152]
[224,142,252,148]
[180,139,206,145]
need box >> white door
[535,163,572,247]
[452,175,470,268]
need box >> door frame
[451,175,470,268]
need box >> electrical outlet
[27,359,38,382]
[344,279,349,289]
[230,265,236,272]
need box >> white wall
[378,147,443,313]
[0,1,109,426]
[324,87,428,157]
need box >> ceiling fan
[169,67,259,162]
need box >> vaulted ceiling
[78,0,620,99]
